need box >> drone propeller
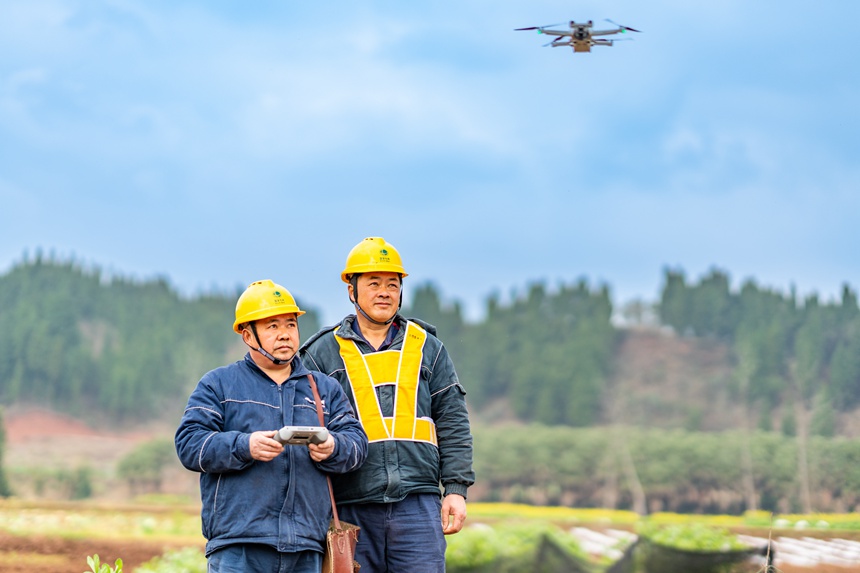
[514,22,567,32]
[605,19,641,33]
[543,39,569,47]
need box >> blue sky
[2,1,858,324]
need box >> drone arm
[516,28,572,38]
[591,29,622,37]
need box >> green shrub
[85,554,122,573]
[446,522,589,573]
[136,547,206,573]
[116,438,176,494]
[638,522,747,551]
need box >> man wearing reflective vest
[300,237,474,573]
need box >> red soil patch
[4,409,101,443]
[2,407,199,500]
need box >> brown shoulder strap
[307,374,342,530]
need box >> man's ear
[240,325,253,345]
[347,283,356,304]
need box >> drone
[515,19,641,53]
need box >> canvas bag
[308,374,361,573]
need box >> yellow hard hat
[233,279,305,333]
[341,237,408,283]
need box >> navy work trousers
[207,544,321,573]
[338,493,447,573]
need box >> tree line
[0,256,616,427]
[0,253,321,421]
[473,424,860,514]
[660,267,860,424]
[403,280,615,426]
[12,421,860,515]
[658,267,860,513]
[2,257,859,435]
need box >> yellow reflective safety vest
[299,314,474,504]
[335,320,438,446]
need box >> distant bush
[67,465,94,499]
[137,547,206,573]
[116,438,177,494]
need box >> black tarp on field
[638,538,770,573]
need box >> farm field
[2,501,860,572]
[0,500,204,572]
[0,530,195,573]
[5,410,860,572]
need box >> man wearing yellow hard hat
[176,280,368,573]
[301,238,474,573]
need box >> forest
[0,254,320,420]
[2,254,860,514]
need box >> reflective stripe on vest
[335,322,438,446]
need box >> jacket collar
[337,313,406,344]
[243,352,311,382]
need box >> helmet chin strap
[247,323,292,366]
[350,276,401,326]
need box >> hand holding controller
[274,426,329,446]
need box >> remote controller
[274,426,329,445]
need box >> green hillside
[2,256,859,438]
[0,255,321,421]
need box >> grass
[0,551,67,567]
[0,498,203,543]
[3,498,860,546]
[468,502,641,525]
